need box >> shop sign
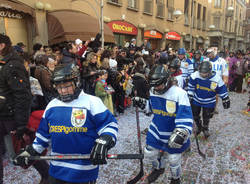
[166,32,181,40]
[144,30,162,39]
[107,21,138,35]
[0,10,22,19]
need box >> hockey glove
[222,96,230,109]
[168,128,189,149]
[13,144,40,167]
[132,97,147,110]
[90,134,115,165]
[15,126,29,139]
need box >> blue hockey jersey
[187,71,228,108]
[180,58,194,79]
[146,85,193,154]
[32,91,118,183]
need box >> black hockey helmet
[199,61,212,78]
[52,63,81,102]
[148,64,171,94]
[169,57,180,70]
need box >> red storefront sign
[107,21,138,35]
[144,30,163,39]
[166,32,181,40]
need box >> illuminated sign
[108,21,138,35]
[144,30,163,39]
[0,11,22,19]
[166,32,181,40]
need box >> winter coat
[0,49,32,126]
[132,72,150,99]
[228,56,238,85]
[61,49,77,64]
[95,80,114,114]
[82,62,99,95]
[34,65,54,104]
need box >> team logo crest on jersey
[210,82,217,90]
[184,62,188,67]
[166,100,176,114]
[71,108,86,127]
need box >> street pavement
[2,91,249,184]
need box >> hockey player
[177,48,194,89]
[143,65,193,184]
[14,63,118,184]
[205,47,229,114]
[169,57,185,89]
[192,50,203,72]
[187,61,230,138]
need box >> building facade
[245,1,250,50]
[207,0,247,51]
[0,0,247,52]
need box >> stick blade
[127,169,144,184]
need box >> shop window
[128,0,138,9]
[157,0,164,18]
[144,0,153,15]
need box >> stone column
[34,10,48,45]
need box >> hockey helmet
[148,64,171,94]
[169,57,181,70]
[52,63,81,102]
[178,48,186,55]
[199,61,212,78]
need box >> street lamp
[71,0,104,49]
[173,10,182,20]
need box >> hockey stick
[26,154,144,160]
[195,134,206,159]
[127,101,144,184]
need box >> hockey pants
[144,145,182,179]
[191,104,215,131]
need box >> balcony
[107,0,122,6]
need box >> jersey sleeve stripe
[50,161,98,170]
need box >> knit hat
[0,34,11,45]
[75,38,82,45]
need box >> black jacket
[0,50,32,127]
[132,72,150,99]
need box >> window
[157,0,164,18]
[197,3,201,29]
[213,16,221,29]
[202,7,206,30]
[184,0,189,25]
[214,0,221,8]
[107,0,122,6]
[167,0,174,20]
[144,0,153,14]
[192,1,196,28]
[128,0,138,9]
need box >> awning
[165,32,181,40]
[0,0,35,17]
[47,10,115,45]
[144,30,162,39]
